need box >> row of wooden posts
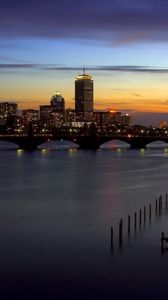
[111,193,168,248]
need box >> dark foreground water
[0,141,168,299]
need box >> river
[0,140,168,299]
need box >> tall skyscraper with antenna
[75,69,93,120]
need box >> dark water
[0,141,168,299]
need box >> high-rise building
[40,105,52,127]
[108,110,122,125]
[121,113,131,126]
[93,110,122,127]
[50,92,65,112]
[75,70,93,121]
[22,109,39,133]
[93,111,111,126]
[22,109,39,125]
[50,111,65,128]
[0,102,18,126]
[50,92,65,127]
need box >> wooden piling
[156,199,158,214]
[159,197,161,212]
[149,204,152,220]
[159,196,162,213]
[111,227,113,249]
[161,232,164,251]
[128,215,131,234]
[166,194,168,209]
[139,209,142,226]
[119,220,123,245]
[144,206,146,222]
[134,212,137,229]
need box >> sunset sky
[1,0,168,124]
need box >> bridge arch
[38,139,79,149]
[100,139,130,149]
[0,140,19,149]
[146,140,168,148]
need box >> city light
[0,72,167,149]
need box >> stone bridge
[0,134,168,150]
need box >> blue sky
[1,0,168,124]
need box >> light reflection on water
[38,140,79,150]
[0,143,168,298]
[100,140,130,149]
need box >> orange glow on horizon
[2,95,168,113]
[2,74,168,113]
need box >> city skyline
[1,1,168,125]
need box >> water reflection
[146,141,168,149]
[68,148,78,156]
[16,149,23,157]
[41,148,48,156]
[111,194,168,256]
[140,148,145,156]
[0,147,167,298]
[100,140,130,149]
[38,140,79,150]
[164,148,168,155]
[0,141,18,150]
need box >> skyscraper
[0,102,18,126]
[40,105,52,127]
[50,92,65,128]
[22,109,39,125]
[50,91,65,113]
[75,70,93,121]
[121,113,131,127]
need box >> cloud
[0,55,35,63]
[131,93,141,97]
[95,66,168,74]
[94,101,132,109]
[0,63,168,75]
[0,0,168,44]
[0,55,14,61]
[0,64,37,69]
[112,88,130,91]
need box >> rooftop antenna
[83,66,86,75]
